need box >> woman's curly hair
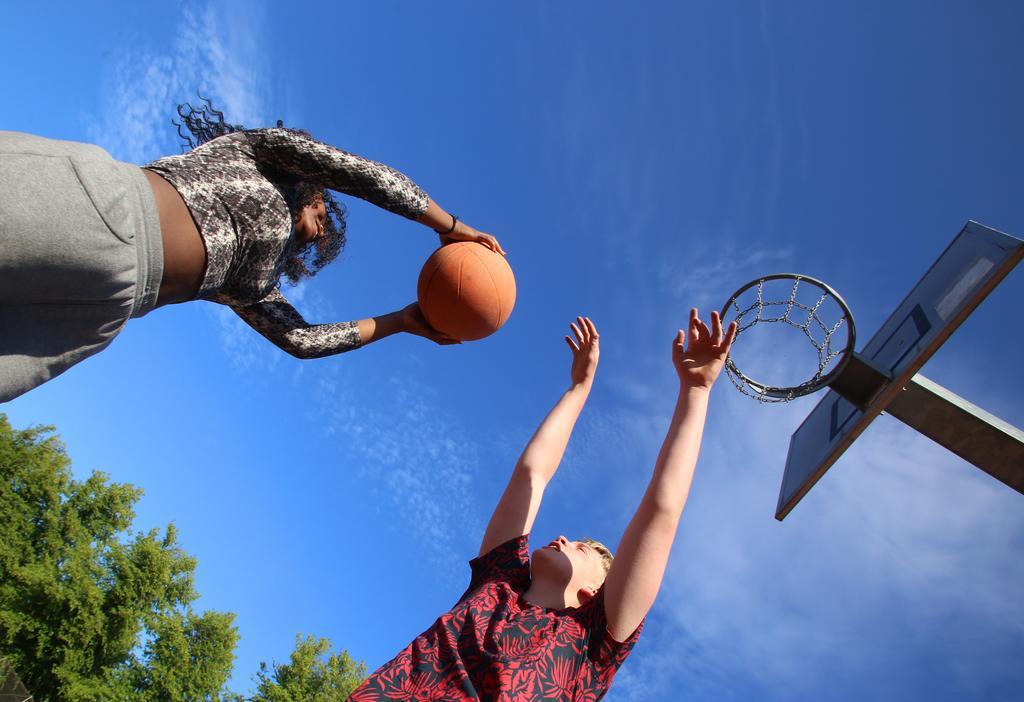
[173,97,347,284]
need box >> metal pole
[885,374,1024,494]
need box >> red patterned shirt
[349,535,642,701]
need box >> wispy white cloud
[206,303,283,375]
[205,280,320,374]
[208,284,487,573]
[309,362,485,581]
[201,263,485,580]
[171,3,268,128]
[656,243,794,310]
[88,0,271,163]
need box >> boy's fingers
[674,329,686,353]
[577,317,589,344]
[565,336,580,352]
[711,310,723,346]
[584,317,599,340]
[721,321,738,354]
[697,318,712,342]
[570,322,585,344]
[691,308,709,342]
[688,308,700,346]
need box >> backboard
[778,221,1024,520]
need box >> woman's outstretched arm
[245,128,503,253]
[230,288,457,359]
[417,198,505,255]
[602,309,737,642]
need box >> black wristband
[435,214,458,235]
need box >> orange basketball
[417,242,517,341]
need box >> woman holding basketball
[0,101,504,402]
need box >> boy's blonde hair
[581,538,614,578]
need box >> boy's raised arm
[604,309,736,641]
[478,317,600,557]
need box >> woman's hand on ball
[439,221,506,256]
[566,316,600,387]
[400,303,461,345]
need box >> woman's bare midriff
[142,168,206,306]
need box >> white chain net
[723,277,850,403]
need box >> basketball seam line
[457,250,465,301]
[467,245,502,326]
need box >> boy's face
[531,536,607,601]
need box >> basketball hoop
[720,274,856,403]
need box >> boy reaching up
[350,310,737,701]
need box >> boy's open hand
[673,308,737,390]
[566,316,600,387]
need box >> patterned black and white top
[145,128,430,358]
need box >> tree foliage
[0,415,368,701]
[251,635,367,702]
[0,415,238,701]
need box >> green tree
[0,415,239,701]
[250,635,367,701]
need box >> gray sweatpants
[0,131,163,402]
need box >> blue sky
[3,2,1024,700]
